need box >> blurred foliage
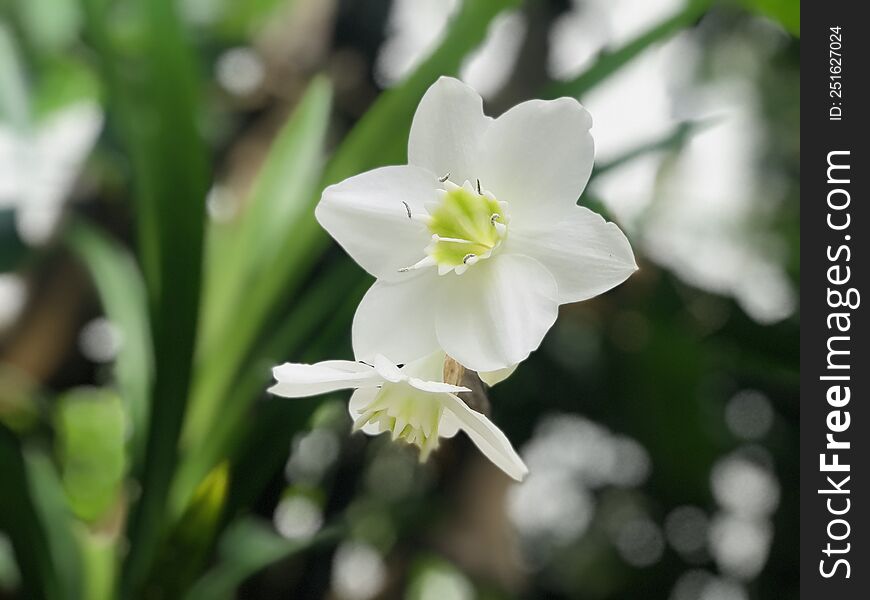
[0,0,799,598]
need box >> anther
[476,178,482,194]
[401,201,412,219]
[462,254,476,264]
[490,213,501,226]
[438,172,450,183]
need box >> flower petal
[352,273,441,365]
[372,354,404,383]
[408,378,470,394]
[476,97,594,226]
[408,76,491,185]
[440,393,528,481]
[348,387,385,435]
[269,360,380,398]
[478,364,518,387]
[509,206,637,303]
[435,253,559,372]
[315,165,437,280]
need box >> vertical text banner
[801,1,868,597]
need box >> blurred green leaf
[0,22,29,127]
[173,259,362,518]
[0,427,59,599]
[739,0,799,36]
[146,463,229,599]
[23,446,85,600]
[185,518,343,600]
[172,77,332,515]
[55,388,126,524]
[543,0,711,99]
[67,222,152,466]
[32,57,101,119]
[216,0,296,39]
[13,0,82,52]
[188,76,333,444]
[83,0,210,592]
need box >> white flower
[316,77,637,372]
[268,352,528,481]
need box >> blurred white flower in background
[615,517,666,567]
[273,494,323,540]
[78,317,123,364]
[376,0,525,99]
[587,25,796,323]
[508,414,653,561]
[707,451,779,581]
[0,274,27,331]
[331,541,387,600]
[670,570,749,600]
[0,102,102,245]
[724,389,774,440]
[215,46,266,97]
[549,0,686,80]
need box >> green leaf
[66,222,152,466]
[0,427,59,599]
[739,0,799,36]
[145,463,229,598]
[23,450,85,600]
[188,76,333,442]
[0,23,30,128]
[13,0,82,53]
[184,518,343,600]
[82,0,210,592]
[55,388,126,524]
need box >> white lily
[316,76,637,372]
[268,352,528,481]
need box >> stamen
[401,201,412,219]
[462,253,476,264]
[398,255,436,273]
[476,178,482,194]
[432,235,475,245]
[438,172,450,183]
[490,213,501,226]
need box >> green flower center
[353,382,444,461]
[426,184,507,273]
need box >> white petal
[352,273,441,365]
[437,411,461,439]
[315,165,436,281]
[348,387,385,435]
[408,76,491,185]
[408,378,470,394]
[509,206,637,303]
[476,97,594,226]
[440,393,528,481]
[269,360,379,398]
[478,364,518,387]
[372,354,404,383]
[435,254,559,372]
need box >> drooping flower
[316,77,637,372]
[268,352,528,481]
